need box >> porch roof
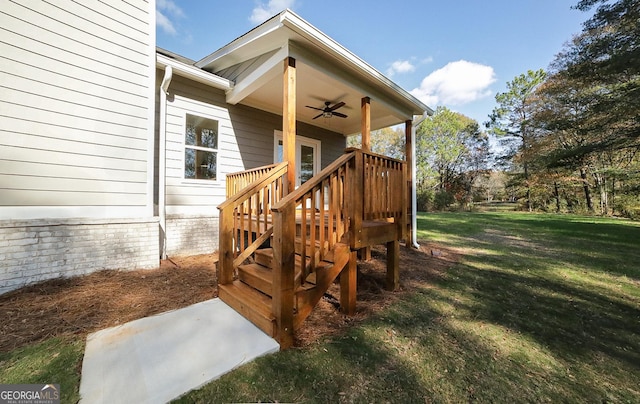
[195,9,432,136]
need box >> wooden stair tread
[219,281,275,337]
[238,262,273,296]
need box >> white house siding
[158,72,346,256]
[0,0,157,294]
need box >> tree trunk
[553,180,561,213]
[595,172,608,215]
[579,167,594,212]
[524,161,532,212]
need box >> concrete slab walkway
[79,298,280,403]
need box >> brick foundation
[165,215,219,256]
[0,217,159,295]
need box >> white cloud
[156,10,176,35]
[250,0,296,24]
[410,60,496,107]
[386,60,416,77]
[156,0,184,36]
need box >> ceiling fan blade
[306,105,324,111]
[333,111,348,118]
[329,101,345,111]
[312,112,323,119]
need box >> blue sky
[156,0,592,126]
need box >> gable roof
[168,10,432,135]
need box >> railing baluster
[319,181,326,261]
[309,188,317,273]
[300,194,307,284]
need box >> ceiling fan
[306,101,348,119]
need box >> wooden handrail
[219,162,288,210]
[272,152,356,212]
[218,162,288,285]
[218,148,407,347]
[271,151,355,347]
[226,163,280,198]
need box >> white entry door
[274,132,321,187]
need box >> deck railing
[363,151,406,220]
[217,162,288,284]
[225,163,280,198]
[268,149,405,345]
[217,148,406,347]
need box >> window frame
[182,112,220,184]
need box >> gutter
[411,111,431,249]
[159,66,173,259]
[157,53,233,91]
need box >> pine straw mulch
[0,242,457,353]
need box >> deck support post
[361,97,371,151]
[386,239,400,291]
[283,57,296,195]
[340,250,358,315]
[272,203,295,349]
[357,247,371,261]
[404,120,413,246]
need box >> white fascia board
[280,10,432,115]
[157,54,233,91]
[226,45,289,105]
[194,15,284,70]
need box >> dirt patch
[0,243,457,352]
[293,242,458,347]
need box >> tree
[347,126,405,159]
[487,69,547,211]
[416,106,488,208]
[527,0,640,215]
[560,0,640,151]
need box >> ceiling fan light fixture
[306,100,348,120]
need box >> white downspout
[411,112,430,249]
[159,66,173,259]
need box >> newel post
[348,150,364,250]
[217,207,234,285]
[272,203,295,349]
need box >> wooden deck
[217,149,406,348]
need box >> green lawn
[2,212,639,403]
[178,212,640,403]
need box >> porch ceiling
[196,10,431,136]
[231,58,408,136]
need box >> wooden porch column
[359,99,371,260]
[361,96,371,151]
[283,57,296,194]
[405,120,413,246]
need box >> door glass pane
[300,144,314,184]
[276,140,283,163]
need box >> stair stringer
[293,242,351,329]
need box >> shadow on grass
[178,213,640,403]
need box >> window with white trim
[185,113,218,181]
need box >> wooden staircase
[219,241,351,337]
[217,149,406,348]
